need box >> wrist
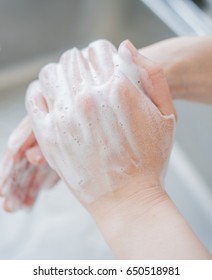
[88,180,211,259]
[88,178,169,245]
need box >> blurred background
[0,0,212,259]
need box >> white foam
[26,39,175,203]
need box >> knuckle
[60,50,72,65]
[148,64,165,81]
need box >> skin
[0,116,59,211]
[87,40,211,259]
[25,39,176,204]
[140,36,212,104]
[0,37,211,259]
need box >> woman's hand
[26,39,176,208]
[25,40,211,260]
[0,116,59,211]
[141,36,212,104]
[3,39,210,259]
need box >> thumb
[119,40,177,120]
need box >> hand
[26,39,176,208]
[141,36,212,104]
[0,116,59,211]
[24,40,211,260]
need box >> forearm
[89,181,211,259]
[140,36,212,104]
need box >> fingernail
[118,40,138,60]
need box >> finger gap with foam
[0,39,176,211]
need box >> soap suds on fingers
[25,39,175,204]
[0,116,59,212]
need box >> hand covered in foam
[0,116,59,211]
[26,40,176,204]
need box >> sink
[0,0,211,259]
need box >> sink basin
[0,0,211,259]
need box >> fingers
[0,151,14,194]
[88,40,117,84]
[61,47,94,95]
[1,161,60,212]
[26,144,46,165]
[119,40,177,120]
[25,80,48,125]
[0,116,36,197]
[21,165,59,208]
[1,157,35,211]
[3,199,17,212]
[7,115,34,154]
[68,48,83,92]
[39,63,59,110]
